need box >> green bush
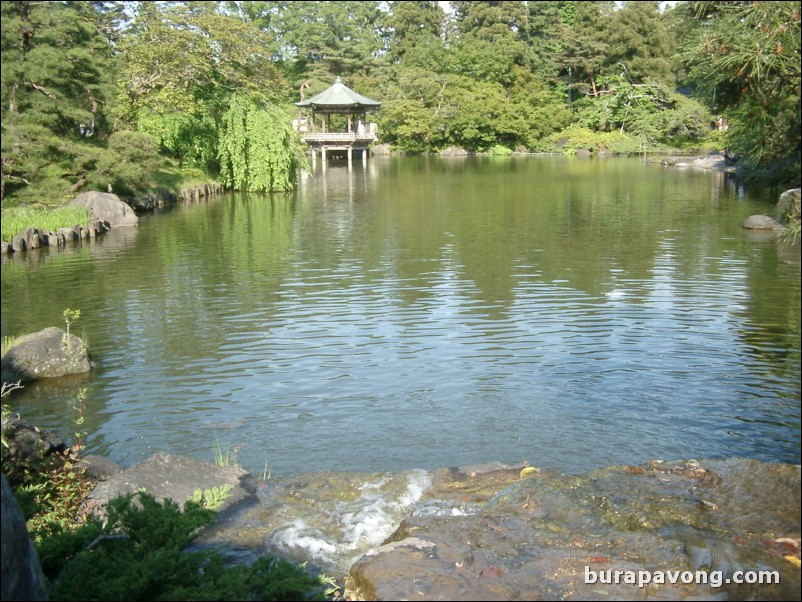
[46,492,331,601]
[536,125,651,155]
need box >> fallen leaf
[480,566,504,578]
[784,555,801,568]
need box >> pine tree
[1,1,112,203]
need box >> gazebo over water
[294,77,382,165]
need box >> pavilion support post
[322,147,327,162]
[347,147,353,167]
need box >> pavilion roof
[295,77,381,113]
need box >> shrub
[46,492,331,601]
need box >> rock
[347,459,801,601]
[68,191,139,228]
[9,234,27,253]
[743,214,781,230]
[576,148,592,158]
[775,188,801,223]
[369,143,395,156]
[692,155,727,170]
[1,475,49,601]
[86,453,255,516]
[0,415,66,465]
[77,454,123,482]
[0,327,93,383]
[440,146,469,157]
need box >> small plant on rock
[62,308,81,354]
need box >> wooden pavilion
[294,77,381,165]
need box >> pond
[1,155,800,477]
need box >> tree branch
[27,81,57,100]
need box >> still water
[1,156,800,476]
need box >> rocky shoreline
[2,405,800,601]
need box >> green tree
[559,1,613,98]
[451,0,529,46]
[117,1,288,171]
[604,1,674,86]
[526,1,573,83]
[218,95,305,192]
[387,1,445,63]
[266,1,388,87]
[1,1,112,204]
[681,1,801,183]
[573,74,711,144]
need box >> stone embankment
[2,184,224,255]
[129,182,225,211]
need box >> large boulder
[68,191,139,228]
[1,475,49,601]
[86,453,255,516]
[0,327,93,383]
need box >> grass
[1,205,91,242]
[1,335,17,358]
[213,439,240,468]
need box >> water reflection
[1,157,798,476]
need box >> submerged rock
[347,459,800,601]
[743,215,782,230]
[182,459,800,601]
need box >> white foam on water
[270,469,432,567]
[339,469,432,551]
[273,519,338,559]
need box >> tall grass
[1,206,91,242]
[1,335,17,358]
[213,439,240,468]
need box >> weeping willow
[218,95,303,192]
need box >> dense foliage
[681,1,801,183]
[43,493,331,601]
[1,0,799,208]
